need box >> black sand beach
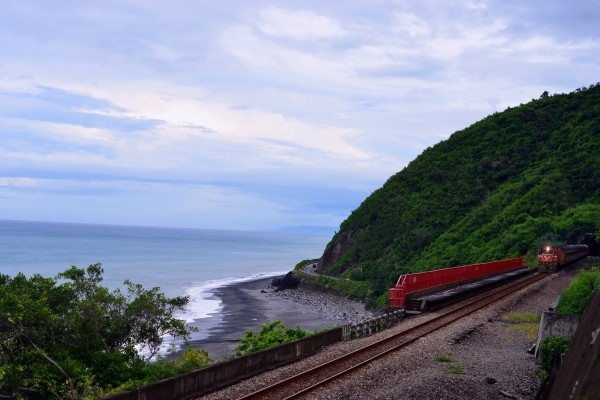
[188,276,374,360]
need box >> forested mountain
[316,84,600,307]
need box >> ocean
[0,219,329,325]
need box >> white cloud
[1,1,599,229]
[220,26,353,87]
[256,8,345,40]
[465,1,487,10]
[393,13,431,38]
[85,83,372,163]
[0,177,37,187]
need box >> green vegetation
[555,267,600,316]
[435,353,466,375]
[299,273,371,301]
[315,84,600,307]
[502,312,541,342]
[0,264,212,399]
[539,336,570,371]
[510,324,538,343]
[447,363,465,374]
[434,352,454,362]
[294,258,320,270]
[234,320,322,356]
[502,311,541,323]
[103,347,213,395]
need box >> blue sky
[1,1,599,232]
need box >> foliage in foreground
[539,336,570,372]
[0,264,212,399]
[234,320,321,356]
[103,347,213,396]
[555,267,600,317]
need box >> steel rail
[238,272,546,400]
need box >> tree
[0,263,201,399]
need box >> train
[537,244,589,273]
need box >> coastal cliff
[316,84,600,307]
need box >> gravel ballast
[200,263,590,400]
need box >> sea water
[0,220,329,324]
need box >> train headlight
[545,246,551,252]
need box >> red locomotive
[537,244,589,273]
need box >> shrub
[234,320,313,356]
[555,267,600,317]
[539,336,570,371]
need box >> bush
[555,267,600,317]
[539,336,570,371]
[234,320,313,356]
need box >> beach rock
[267,284,377,325]
[272,272,300,291]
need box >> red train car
[537,244,589,273]
[389,258,526,309]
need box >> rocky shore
[189,275,375,361]
[265,283,377,325]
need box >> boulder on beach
[272,271,300,291]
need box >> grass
[511,323,539,342]
[434,352,454,362]
[502,311,541,342]
[435,353,465,374]
[502,312,541,323]
[447,363,465,374]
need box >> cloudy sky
[0,1,598,232]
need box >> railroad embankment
[202,263,593,400]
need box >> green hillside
[316,84,600,308]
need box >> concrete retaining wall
[546,288,600,400]
[104,308,407,399]
[103,327,342,400]
[534,311,580,357]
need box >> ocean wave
[179,270,288,322]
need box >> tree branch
[24,337,78,398]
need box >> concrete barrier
[534,311,580,357]
[540,287,600,400]
[103,327,342,400]
[104,309,406,399]
[345,310,404,339]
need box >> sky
[0,1,599,232]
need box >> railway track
[237,272,547,400]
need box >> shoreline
[187,275,375,361]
